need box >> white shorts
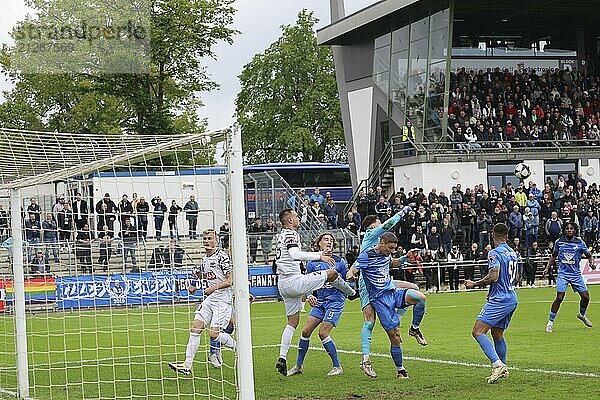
[278,271,328,316]
[194,297,233,329]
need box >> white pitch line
[253,344,600,378]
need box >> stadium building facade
[318,0,600,194]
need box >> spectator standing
[52,196,65,222]
[24,213,41,262]
[447,245,463,291]
[0,204,8,242]
[525,241,542,288]
[323,197,339,228]
[57,202,73,244]
[97,203,116,238]
[95,193,117,222]
[476,209,493,249]
[183,195,199,239]
[169,200,183,239]
[261,218,277,263]
[464,243,481,281]
[247,217,264,263]
[120,218,139,273]
[582,209,598,247]
[118,194,133,230]
[149,245,166,270]
[75,223,92,274]
[151,196,167,240]
[98,225,113,272]
[219,220,230,250]
[375,196,391,222]
[508,205,523,240]
[356,189,369,219]
[309,188,325,207]
[136,196,150,239]
[42,212,59,264]
[27,198,41,223]
[545,211,562,244]
[439,218,454,255]
[523,208,539,248]
[72,193,89,230]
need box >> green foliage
[0,0,237,137]
[236,10,347,164]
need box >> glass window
[407,72,426,130]
[430,9,449,31]
[544,161,577,173]
[374,33,391,49]
[425,61,445,130]
[488,162,523,174]
[373,46,390,74]
[390,50,409,110]
[410,16,430,41]
[409,38,428,76]
[391,26,409,53]
[373,71,390,94]
[429,29,448,65]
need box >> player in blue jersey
[465,223,518,384]
[355,206,423,378]
[287,232,349,377]
[543,222,595,332]
[347,232,428,379]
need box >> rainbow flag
[3,277,56,304]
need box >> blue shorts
[556,274,588,293]
[309,299,345,327]
[370,288,407,331]
[477,299,518,330]
[359,275,396,309]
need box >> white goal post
[0,126,255,400]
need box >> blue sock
[390,345,404,370]
[209,339,220,355]
[494,338,507,364]
[580,307,587,316]
[397,307,407,323]
[476,334,500,364]
[549,311,557,322]
[361,321,374,355]
[411,303,426,328]
[296,336,310,366]
[322,337,340,368]
[224,324,234,334]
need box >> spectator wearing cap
[309,188,324,207]
[287,188,307,211]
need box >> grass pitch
[1,285,599,399]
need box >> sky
[0,0,376,131]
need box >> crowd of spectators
[0,192,206,275]
[348,173,599,291]
[448,67,600,148]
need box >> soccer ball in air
[514,163,531,180]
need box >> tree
[0,0,237,135]
[236,10,346,164]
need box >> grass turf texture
[1,285,599,399]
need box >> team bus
[243,163,352,218]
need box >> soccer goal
[0,126,254,399]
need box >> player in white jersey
[169,230,236,375]
[275,208,356,376]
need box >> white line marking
[253,344,600,378]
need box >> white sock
[362,354,370,362]
[330,275,355,296]
[216,332,236,349]
[184,332,200,367]
[492,360,504,368]
[301,301,306,309]
[279,324,296,359]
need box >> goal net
[0,127,254,399]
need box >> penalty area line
[253,344,599,378]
